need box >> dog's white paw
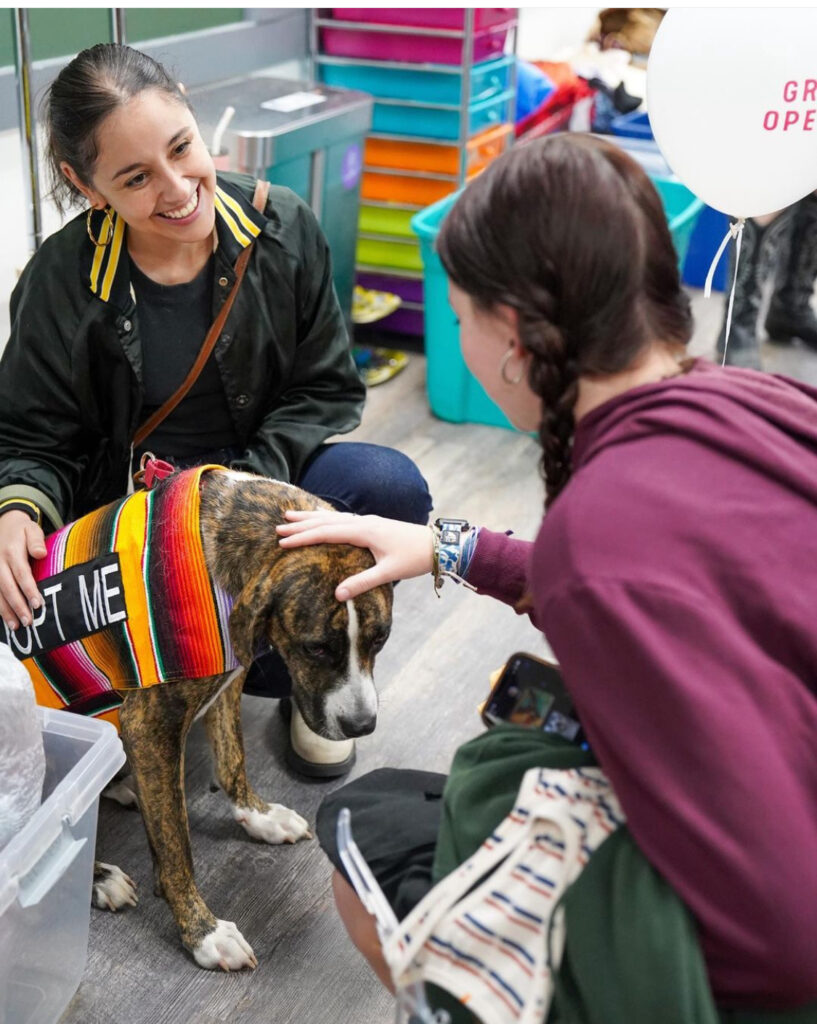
[103,774,139,808]
[233,803,313,844]
[92,863,138,911]
[192,919,257,971]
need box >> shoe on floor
[352,345,409,387]
[352,285,401,325]
[280,698,356,779]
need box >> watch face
[441,529,459,545]
[436,518,468,531]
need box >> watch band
[431,517,474,595]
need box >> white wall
[517,7,599,62]
[0,127,55,349]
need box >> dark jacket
[0,172,365,530]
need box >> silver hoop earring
[500,345,524,386]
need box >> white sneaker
[283,700,356,778]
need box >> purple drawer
[357,271,423,304]
[356,271,424,336]
[357,306,425,337]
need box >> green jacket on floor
[427,726,817,1024]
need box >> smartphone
[482,652,588,748]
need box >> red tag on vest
[143,458,175,489]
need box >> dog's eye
[371,631,389,653]
[302,642,330,662]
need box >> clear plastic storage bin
[0,708,125,1024]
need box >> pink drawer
[332,9,516,30]
[320,24,510,65]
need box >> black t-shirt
[130,254,240,462]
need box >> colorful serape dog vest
[5,466,238,723]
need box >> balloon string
[719,220,744,367]
[704,218,744,298]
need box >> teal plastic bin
[412,177,704,429]
[319,54,514,106]
[372,89,514,141]
[659,178,705,273]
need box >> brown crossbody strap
[133,179,271,448]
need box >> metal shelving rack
[309,8,518,336]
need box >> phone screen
[484,655,587,747]
[505,674,556,728]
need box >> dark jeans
[201,442,432,697]
[297,441,432,522]
[166,440,432,523]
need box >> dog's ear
[229,564,283,668]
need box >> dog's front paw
[233,803,313,844]
[103,774,139,808]
[193,919,257,971]
[92,862,138,911]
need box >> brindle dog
[92,470,393,971]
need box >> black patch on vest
[4,553,129,658]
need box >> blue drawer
[319,55,513,106]
[611,110,653,140]
[371,89,514,141]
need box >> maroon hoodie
[467,360,817,1009]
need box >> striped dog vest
[5,466,238,726]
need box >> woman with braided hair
[276,133,817,1012]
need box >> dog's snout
[338,712,377,738]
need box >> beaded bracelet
[459,525,480,579]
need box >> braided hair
[437,134,692,507]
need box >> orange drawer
[361,171,459,207]
[365,124,512,177]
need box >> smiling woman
[66,91,217,282]
[0,43,432,778]
[44,47,218,282]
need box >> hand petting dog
[277,510,434,600]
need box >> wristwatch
[433,517,470,580]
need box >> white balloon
[647,8,817,218]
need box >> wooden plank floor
[60,289,817,1024]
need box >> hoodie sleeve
[464,528,539,624]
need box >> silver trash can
[192,75,373,323]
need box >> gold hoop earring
[86,207,114,248]
[500,345,525,386]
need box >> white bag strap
[384,766,625,1024]
[384,769,580,974]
